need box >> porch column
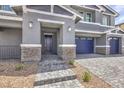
[58,21,76,60]
[21,12,42,62]
[95,34,109,55]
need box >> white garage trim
[95,45,110,48]
[20,44,42,47]
[59,44,76,47]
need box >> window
[85,12,92,22]
[0,5,12,11]
[102,15,109,26]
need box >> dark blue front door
[110,37,119,54]
[76,37,94,54]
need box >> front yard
[0,60,37,88]
[69,62,111,88]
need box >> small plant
[82,71,91,82]
[69,60,75,65]
[15,63,25,71]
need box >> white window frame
[85,12,92,22]
[102,15,109,26]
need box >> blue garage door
[110,37,119,54]
[76,37,94,54]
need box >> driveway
[76,54,124,88]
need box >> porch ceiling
[0,19,22,28]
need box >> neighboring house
[0,5,123,62]
[116,23,124,31]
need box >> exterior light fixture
[68,26,72,31]
[29,21,33,28]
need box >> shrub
[82,71,91,82]
[15,63,25,71]
[68,60,75,65]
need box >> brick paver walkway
[76,54,124,88]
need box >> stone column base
[21,44,42,62]
[96,47,110,55]
[58,44,76,60]
[122,47,124,54]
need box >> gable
[84,5,100,10]
[27,5,74,16]
[54,5,73,16]
[100,5,116,15]
[27,5,51,12]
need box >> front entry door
[44,35,52,54]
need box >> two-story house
[0,5,123,62]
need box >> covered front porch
[0,17,22,59]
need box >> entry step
[34,79,83,88]
[34,69,76,86]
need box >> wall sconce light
[29,21,33,28]
[68,26,72,31]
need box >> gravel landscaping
[0,60,37,88]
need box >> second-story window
[0,5,12,11]
[85,12,92,22]
[102,15,109,26]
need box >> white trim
[26,8,73,19]
[107,33,124,36]
[59,44,76,47]
[80,21,100,25]
[20,44,42,47]
[38,18,65,24]
[122,46,124,48]
[102,12,116,17]
[100,24,115,28]
[95,45,110,48]
[51,5,54,13]
[77,5,101,12]
[0,15,23,21]
[75,29,105,34]
[80,20,115,28]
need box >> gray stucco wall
[95,11,102,24]
[22,11,75,44]
[0,28,22,45]
[96,34,106,45]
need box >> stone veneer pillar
[21,44,42,62]
[95,46,110,55]
[58,44,76,60]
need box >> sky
[110,5,124,25]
